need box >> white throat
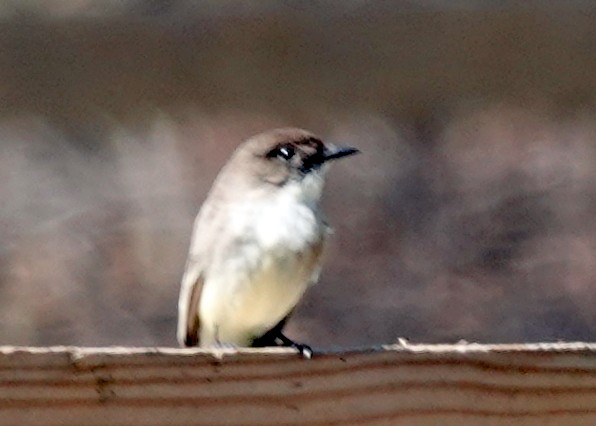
[228,169,326,252]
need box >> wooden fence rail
[0,342,595,425]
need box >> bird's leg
[250,316,313,359]
[276,332,313,359]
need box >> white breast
[199,179,326,346]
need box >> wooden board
[0,342,595,425]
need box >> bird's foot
[277,333,313,359]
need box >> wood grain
[0,343,594,425]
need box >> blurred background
[1,1,595,348]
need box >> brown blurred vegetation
[0,1,595,347]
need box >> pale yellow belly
[199,249,320,347]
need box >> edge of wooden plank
[0,341,594,360]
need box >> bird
[176,128,359,357]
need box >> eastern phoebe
[177,128,358,357]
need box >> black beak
[324,146,360,162]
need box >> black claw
[277,333,313,359]
[294,343,313,359]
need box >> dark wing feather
[177,261,204,347]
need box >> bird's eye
[277,146,295,160]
